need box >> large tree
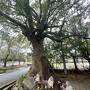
[0,0,90,82]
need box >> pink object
[38,80,48,84]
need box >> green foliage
[0,0,12,13]
[16,75,26,88]
[16,0,29,16]
[0,26,31,65]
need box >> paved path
[0,67,30,87]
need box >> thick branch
[0,11,26,28]
[45,34,62,42]
[83,37,90,39]
[45,32,90,42]
[48,25,62,28]
[39,0,42,20]
[30,7,39,21]
[48,18,65,29]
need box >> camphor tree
[0,28,12,67]
[0,0,90,86]
[0,26,28,67]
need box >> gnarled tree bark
[28,38,50,80]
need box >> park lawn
[53,62,89,70]
[0,67,7,73]
[0,66,18,74]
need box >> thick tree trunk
[62,56,67,75]
[3,53,9,67]
[25,38,61,90]
[3,59,7,67]
[28,39,50,80]
[60,41,67,75]
[72,56,78,71]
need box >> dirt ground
[58,71,90,90]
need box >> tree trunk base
[12,73,62,90]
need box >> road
[0,67,30,87]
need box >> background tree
[0,26,31,67]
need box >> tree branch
[0,11,26,29]
[45,34,62,42]
[48,25,62,28]
[30,7,39,21]
[44,32,90,42]
[48,0,79,24]
[48,18,65,29]
[39,0,42,20]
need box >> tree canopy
[0,0,90,42]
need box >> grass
[0,67,7,73]
[0,66,17,74]
[52,62,89,70]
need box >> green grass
[52,62,89,70]
[0,66,17,74]
[0,67,7,73]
